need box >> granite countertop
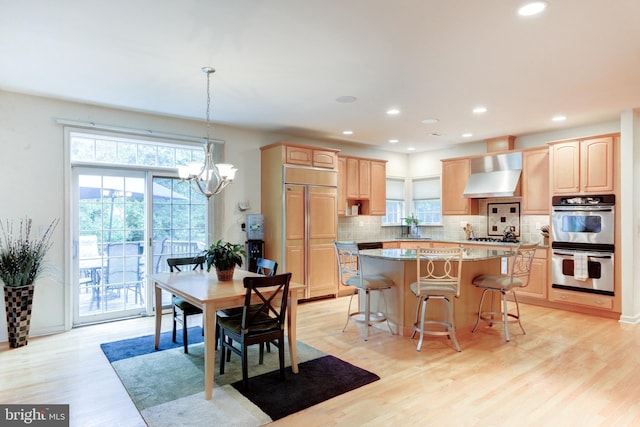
[358,247,515,262]
[352,238,547,249]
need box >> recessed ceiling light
[407,147,416,151]
[336,96,357,103]
[518,1,548,16]
[552,115,567,122]
[388,139,399,144]
[473,106,487,114]
[421,118,439,124]
[462,133,473,138]
[386,108,400,115]
[342,130,354,135]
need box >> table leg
[287,289,299,374]
[154,282,162,349]
[203,304,216,400]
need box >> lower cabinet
[549,288,614,310]
[517,248,548,300]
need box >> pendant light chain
[178,66,237,198]
[205,68,212,142]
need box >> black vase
[4,283,34,348]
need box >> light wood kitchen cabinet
[549,288,614,310]
[517,248,548,300]
[369,160,387,215]
[261,142,339,300]
[521,148,550,214]
[441,158,478,215]
[284,143,338,169]
[346,157,369,199]
[337,156,347,215]
[549,135,616,194]
[358,159,371,199]
[339,155,387,216]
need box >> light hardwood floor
[1,296,640,426]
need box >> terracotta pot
[216,267,235,281]
[4,283,35,348]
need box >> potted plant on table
[0,217,59,348]
[202,239,247,281]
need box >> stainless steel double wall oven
[551,194,615,296]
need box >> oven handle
[552,206,613,212]
[552,250,613,259]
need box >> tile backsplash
[337,197,549,244]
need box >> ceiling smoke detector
[336,96,357,103]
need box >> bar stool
[471,243,538,342]
[334,241,394,341]
[410,245,464,352]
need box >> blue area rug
[100,331,380,426]
[100,326,204,362]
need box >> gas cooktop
[468,237,519,243]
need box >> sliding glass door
[73,168,147,324]
[150,175,208,308]
[69,130,213,326]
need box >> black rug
[231,354,380,421]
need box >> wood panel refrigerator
[284,182,338,299]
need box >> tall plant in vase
[0,217,59,348]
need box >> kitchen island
[358,247,515,337]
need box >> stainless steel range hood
[462,152,522,198]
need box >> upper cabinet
[369,160,387,215]
[338,155,387,216]
[521,147,550,214]
[441,158,478,215]
[549,135,616,195]
[346,157,369,199]
[337,157,348,215]
[284,144,338,169]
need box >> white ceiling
[2,1,639,153]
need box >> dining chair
[104,242,143,309]
[215,257,278,351]
[167,255,205,354]
[218,272,292,389]
[471,242,538,341]
[334,241,394,341]
[410,245,463,352]
[79,235,100,304]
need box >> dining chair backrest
[334,241,361,287]
[79,235,100,259]
[105,242,142,285]
[255,257,278,276]
[167,255,205,272]
[415,246,464,297]
[506,243,538,288]
[241,273,292,332]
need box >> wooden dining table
[151,268,305,400]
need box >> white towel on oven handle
[573,252,589,281]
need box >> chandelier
[178,67,237,199]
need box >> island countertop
[359,247,515,262]
[355,246,512,337]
